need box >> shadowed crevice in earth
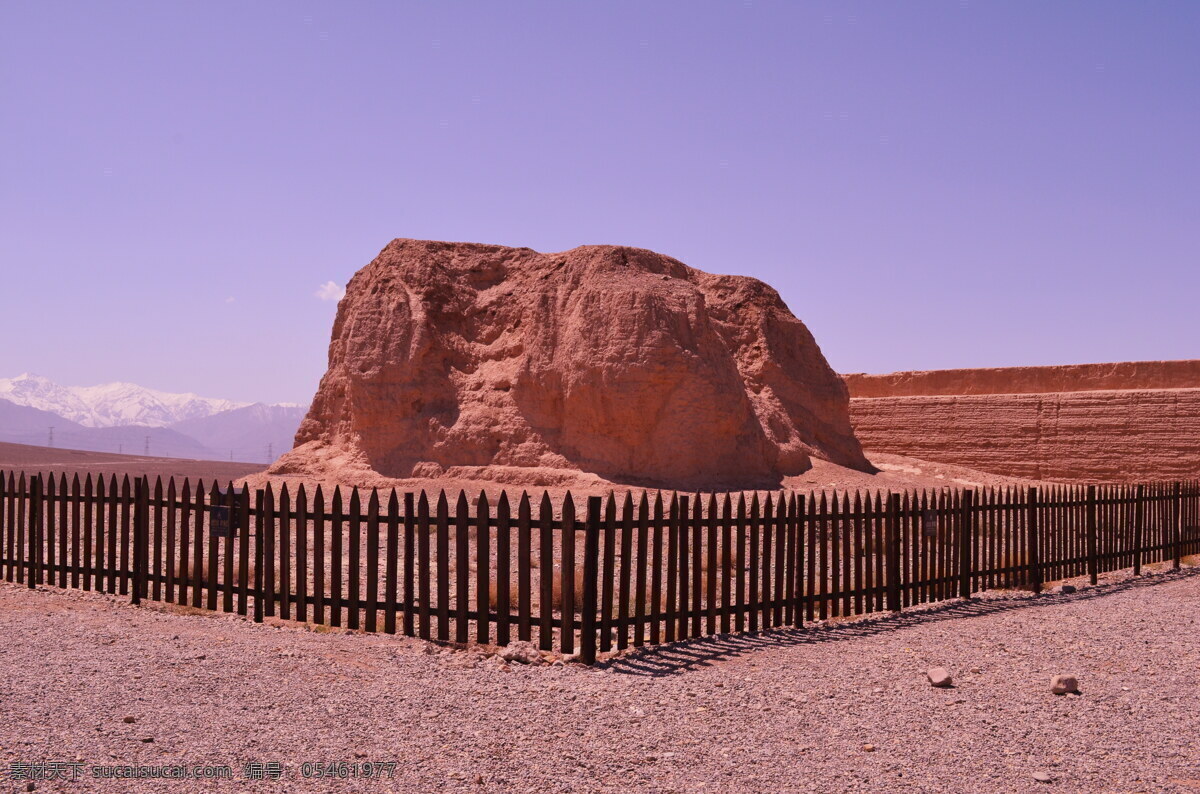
[599,564,1200,677]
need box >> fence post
[141,476,151,602]
[1133,484,1145,576]
[958,490,974,599]
[792,493,805,627]
[1026,487,1042,594]
[132,477,146,605]
[1086,485,1098,585]
[253,489,265,623]
[237,486,251,617]
[0,471,6,583]
[580,497,602,665]
[28,474,42,589]
[1174,481,1183,571]
[886,493,902,612]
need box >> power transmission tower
[48,426,55,448]
[144,435,150,456]
[267,443,274,462]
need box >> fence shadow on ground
[601,564,1200,677]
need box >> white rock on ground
[499,640,542,665]
[927,667,954,687]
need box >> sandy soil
[787,451,1037,491]
[2,562,1197,793]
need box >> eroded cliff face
[274,239,869,490]
[847,362,1200,482]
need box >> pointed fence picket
[0,470,1198,664]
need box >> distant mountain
[0,399,85,439]
[0,374,248,428]
[0,376,307,463]
[171,403,306,463]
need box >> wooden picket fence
[1,470,1198,664]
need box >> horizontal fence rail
[0,471,1197,664]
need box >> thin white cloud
[315,281,346,302]
[225,296,236,304]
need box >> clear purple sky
[2,1,1196,404]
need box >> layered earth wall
[844,361,1200,482]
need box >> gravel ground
[1,565,1198,793]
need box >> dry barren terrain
[0,442,261,484]
[2,562,1198,793]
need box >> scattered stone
[140,737,154,743]
[970,667,981,674]
[1032,770,1054,783]
[1050,674,1079,695]
[862,744,876,752]
[122,716,135,724]
[926,667,953,688]
[1060,585,1076,594]
[500,641,542,665]
[475,774,485,785]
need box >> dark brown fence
[1,470,1198,664]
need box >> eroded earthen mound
[273,239,869,490]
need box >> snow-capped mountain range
[0,373,291,428]
[0,375,308,463]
